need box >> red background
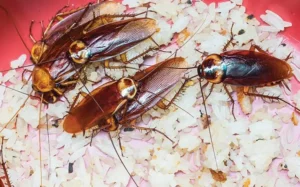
[0,0,299,68]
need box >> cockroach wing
[40,2,122,63]
[44,1,119,46]
[221,50,293,86]
[63,81,125,133]
[84,18,157,62]
[117,57,188,123]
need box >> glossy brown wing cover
[63,81,124,133]
[41,18,156,63]
[44,2,117,47]
[117,57,188,123]
[86,18,157,61]
[221,50,293,86]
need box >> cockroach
[1,1,158,104]
[63,57,188,134]
[62,57,188,186]
[197,44,299,118]
[185,31,300,181]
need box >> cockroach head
[31,42,48,64]
[200,54,225,84]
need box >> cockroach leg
[157,78,190,110]
[130,126,175,144]
[83,11,97,34]
[45,5,70,33]
[281,80,291,93]
[21,69,33,85]
[89,128,101,146]
[223,23,235,51]
[244,91,300,113]
[223,84,236,121]
[40,21,45,39]
[144,89,194,118]
[116,128,125,157]
[62,95,71,106]
[284,52,293,61]
[58,80,78,86]
[195,49,209,57]
[204,83,215,103]
[249,44,268,54]
[69,91,88,110]
[122,48,157,64]
[29,20,37,43]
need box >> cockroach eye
[197,65,204,78]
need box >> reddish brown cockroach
[63,57,188,134]
[62,57,188,186]
[1,1,158,104]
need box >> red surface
[0,0,299,68]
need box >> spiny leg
[29,20,37,43]
[44,5,70,35]
[223,23,235,52]
[125,125,174,144]
[157,78,191,110]
[284,52,293,61]
[21,69,33,86]
[204,83,215,103]
[69,91,88,111]
[89,117,118,146]
[117,128,124,157]
[249,44,268,54]
[244,91,300,113]
[223,84,236,121]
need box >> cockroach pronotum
[62,57,188,186]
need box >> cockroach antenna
[198,78,219,171]
[108,133,139,187]
[0,6,31,53]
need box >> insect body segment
[30,1,122,64]
[69,18,157,64]
[200,49,293,87]
[63,57,188,134]
[63,77,138,134]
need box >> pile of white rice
[0,0,300,186]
